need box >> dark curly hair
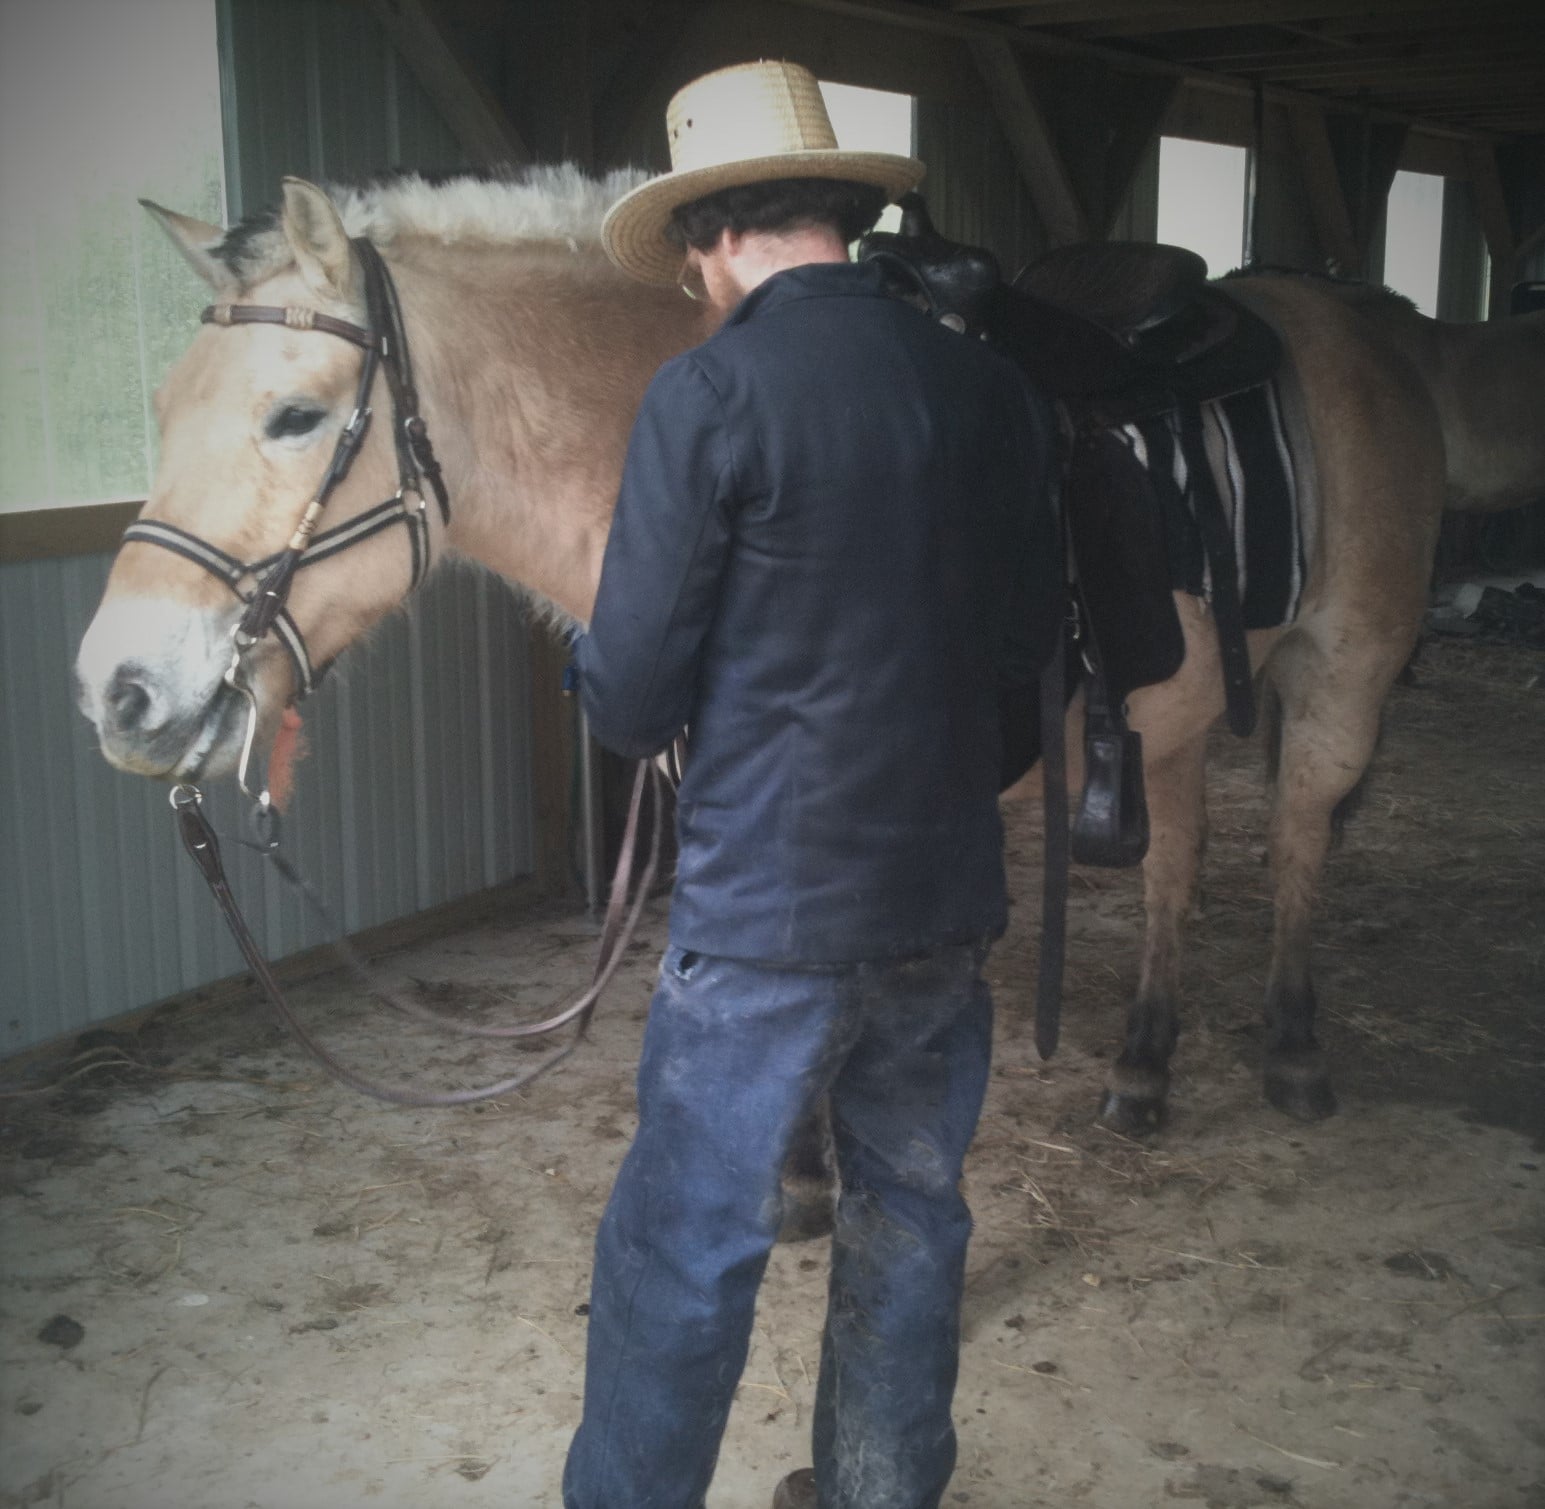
[669,177,889,252]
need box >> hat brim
[601,150,926,285]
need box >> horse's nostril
[104,665,155,731]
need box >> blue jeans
[562,941,994,1509]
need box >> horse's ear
[280,177,355,303]
[140,200,233,291]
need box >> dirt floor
[2,635,1542,1509]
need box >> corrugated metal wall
[0,555,534,1057]
[916,98,1050,277]
[916,99,1157,276]
[1,0,543,1057]
[218,0,470,215]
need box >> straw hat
[601,60,925,285]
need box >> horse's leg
[779,1096,836,1242]
[1099,724,1209,1133]
[1245,280,1443,1120]
[1088,595,1236,1134]
[1257,623,1402,1120]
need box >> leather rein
[152,236,658,1107]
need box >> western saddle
[860,194,1280,426]
[860,196,1286,1056]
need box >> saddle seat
[860,196,1282,423]
[1014,240,1208,340]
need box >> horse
[74,169,1544,1177]
[1316,280,1545,515]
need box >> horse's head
[75,179,438,780]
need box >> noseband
[122,238,449,712]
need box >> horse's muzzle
[77,658,243,779]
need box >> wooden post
[1092,74,1178,239]
[1465,141,1520,318]
[1287,104,1360,273]
[527,628,578,898]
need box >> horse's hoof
[777,1182,835,1244]
[1098,1089,1166,1137]
[1100,1058,1169,1136]
[1264,1053,1338,1122]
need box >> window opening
[819,81,915,236]
[1156,136,1248,277]
[1383,170,1444,316]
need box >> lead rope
[171,760,663,1107]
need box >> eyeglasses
[677,252,707,303]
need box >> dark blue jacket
[577,261,1060,965]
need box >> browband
[202,302,381,352]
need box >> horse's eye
[265,403,326,441]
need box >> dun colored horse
[76,169,1544,1149]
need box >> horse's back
[1220,275,1446,621]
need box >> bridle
[123,237,448,795]
[142,234,664,1108]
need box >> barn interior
[1,3,1543,1507]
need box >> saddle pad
[1118,380,1305,630]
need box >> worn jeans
[561,940,994,1509]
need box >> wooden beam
[1304,1,1536,35]
[1288,103,1360,273]
[1259,56,1545,86]
[362,0,529,166]
[0,502,139,565]
[1179,25,1538,72]
[968,37,1089,245]
[1325,111,1406,269]
[1095,74,1178,237]
[1516,219,1545,265]
[1464,142,1521,319]
[969,0,1532,32]
[775,0,1493,140]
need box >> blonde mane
[216,164,650,286]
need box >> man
[566,60,1062,1509]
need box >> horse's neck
[394,242,710,622]
[1378,308,1545,513]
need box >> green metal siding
[218,0,468,218]
[3,0,538,1057]
[916,97,1050,278]
[0,556,535,1056]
